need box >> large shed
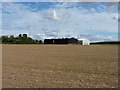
[44,38,78,44]
[77,38,90,45]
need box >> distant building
[44,38,78,44]
[77,38,90,45]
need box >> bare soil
[2,44,118,88]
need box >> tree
[1,36,9,44]
[9,35,15,44]
[1,34,43,44]
[23,34,27,37]
[19,34,22,38]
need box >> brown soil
[2,44,118,88]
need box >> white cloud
[2,2,118,41]
[78,33,113,41]
[43,9,63,21]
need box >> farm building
[44,38,90,45]
[77,38,90,45]
[44,38,78,44]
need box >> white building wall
[78,39,90,45]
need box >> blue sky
[1,2,118,42]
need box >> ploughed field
[2,44,118,88]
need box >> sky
[0,2,119,42]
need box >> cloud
[78,33,113,41]
[2,2,118,41]
[49,9,70,21]
[43,9,67,21]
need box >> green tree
[1,34,43,44]
[1,36,9,44]
[9,35,15,44]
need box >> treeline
[90,41,120,45]
[0,34,42,44]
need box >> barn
[44,38,78,44]
[77,38,90,45]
